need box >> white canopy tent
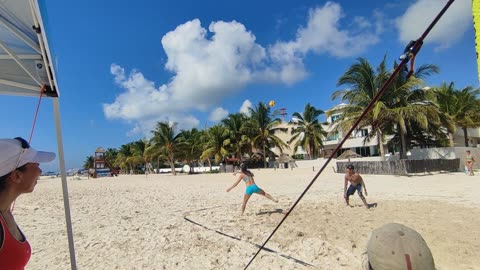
[0,0,77,269]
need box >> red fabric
[405,254,412,270]
[0,213,31,270]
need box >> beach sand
[13,167,480,269]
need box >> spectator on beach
[0,137,55,269]
[227,162,277,214]
[465,150,475,176]
[362,223,435,270]
[343,164,370,208]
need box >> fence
[336,159,460,175]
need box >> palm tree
[384,61,440,158]
[116,143,135,174]
[243,101,288,168]
[177,128,204,174]
[130,139,153,174]
[332,56,440,159]
[151,121,182,175]
[105,148,118,171]
[290,103,327,159]
[331,57,391,158]
[433,82,480,146]
[83,156,94,170]
[200,124,230,165]
[222,113,249,161]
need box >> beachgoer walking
[465,150,475,176]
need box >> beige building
[270,121,305,157]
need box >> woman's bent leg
[258,189,278,203]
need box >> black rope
[243,1,456,269]
[183,216,316,267]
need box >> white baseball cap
[366,223,435,270]
[0,137,56,177]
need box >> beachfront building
[269,103,391,159]
[452,127,480,147]
[322,103,392,158]
[269,121,307,158]
[269,103,480,160]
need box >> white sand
[12,167,480,269]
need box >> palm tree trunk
[170,159,176,175]
[463,127,469,147]
[263,143,267,168]
[448,133,454,147]
[189,161,194,174]
[309,143,313,160]
[400,132,407,159]
[377,130,385,160]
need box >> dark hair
[0,163,28,192]
[346,164,354,170]
[239,162,254,177]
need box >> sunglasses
[12,137,31,173]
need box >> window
[359,129,369,137]
[331,115,340,122]
[327,132,339,141]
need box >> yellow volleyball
[269,100,275,107]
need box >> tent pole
[53,98,78,270]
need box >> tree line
[84,57,480,173]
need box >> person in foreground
[0,137,56,270]
[226,162,277,214]
[343,164,370,208]
[362,223,436,270]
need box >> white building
[322,103,392,158]
[270,103,480,159]
[452,127,480,147]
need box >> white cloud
[103,64,200,136]
[104,2,383,136]
[396,0,472,50]
[239,99,253,116]
[269,2,383,63]
[208,107,229,122]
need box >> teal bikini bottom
[245,184,261,195]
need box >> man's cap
[366,223,435,270]
[346,164,354,170]
[0,138,56,177]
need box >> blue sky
[0,0,477,172]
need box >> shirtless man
[343,164,369,208]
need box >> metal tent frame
[0,0,76,269]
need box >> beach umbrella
[337,149,363,162]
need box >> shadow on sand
[256,208,284,215]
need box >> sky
[0,0,477,172]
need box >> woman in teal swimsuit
[226,163,277,214]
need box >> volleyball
[269,100,275,107]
